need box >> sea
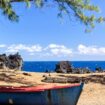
[22,61,105,72]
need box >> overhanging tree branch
[10,0,33,2]
[0,0,105,31]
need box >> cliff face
[0,53,23,70]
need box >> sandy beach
[0,70,105,105]
[77,82,105,105]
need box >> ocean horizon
[22,61,105,72]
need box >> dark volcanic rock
[0,54,8,69]
[95,67,103,73]
[72,67,92,74]
[7,53,23,70]
[55,61,72,73]
[0,53,23,70]
[55,61,92,74]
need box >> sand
[0,70,105,105]
[77,83,105,105]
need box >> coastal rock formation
[55,61,73,73]
[55,61,92,74]
[95,67,103,73]
[0,54,8,69]
[0,53,23,70]
[72,67,91,74]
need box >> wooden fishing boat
[0,83,84,105]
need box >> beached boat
[0,83,84,105]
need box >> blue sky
[0,0,105,61]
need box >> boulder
[95,67,103,73]
[7,52,23,70]
[0,54,8,69]
[0,52,23,70]
[55,61,72,73]
[55,61,92,74]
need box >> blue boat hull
[0,83,84,105]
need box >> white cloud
[46,44,65,49]
[1,43,105,60]
[6,44,42,53]
[78,44,105,55]
[44,44,73,57]
[5,44,73,58]
[0,44,6,48]
[2,44,105,57]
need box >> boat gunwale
[0,83,81,92]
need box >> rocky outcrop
[0,53,23,70]
[0,54,8,69]
[55,61,73,73]
[95,67,103,73]
[55,61,92,74]
[72,67,91,74]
